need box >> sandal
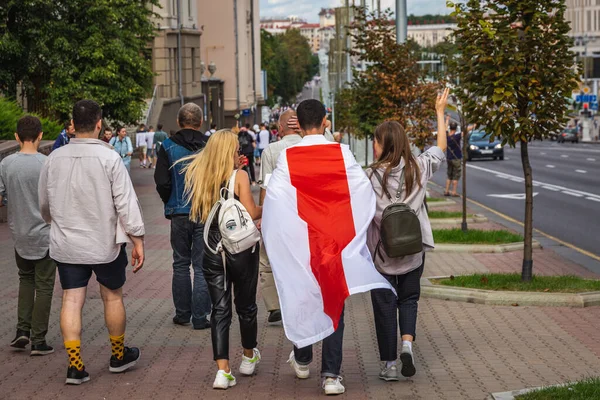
[451,193,460,197]
[444,192,450,197]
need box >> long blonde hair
[181,130,239,223]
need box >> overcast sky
[260,0,452,22]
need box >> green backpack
[371,169,423,260]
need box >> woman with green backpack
[367,88,449,381]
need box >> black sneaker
[31,342,55,356]
[109,346,140,373]
[173,316,190,326]
[10,330,30,350]
[268,310,282,324]
[65,366,90,385]
[193,318,210,330]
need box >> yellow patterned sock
[110,334,125,360]
[65,340,84,371]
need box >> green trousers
[15,250,56,345]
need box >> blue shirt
[52,130,70,151]
[446,132,462,160]
[109,136,133,170]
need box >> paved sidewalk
[0,165,599,400]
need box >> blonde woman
[182,130,262,390]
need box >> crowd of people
[0,88,452,396]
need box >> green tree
[261,28,316,105]
[449,0,577,281]
[0,0,158,124]
[341,8,440,148]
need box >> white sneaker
[322,376,345,395]
[400,343,416,377]
[239,348,261,376]
[213,370,236,389]
[287,351,310,379]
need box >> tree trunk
[460,113,468,232]
[520,140,534,282]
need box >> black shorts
[57,246,128,290]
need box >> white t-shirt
[145,132,154,148]
[258,129,270,149]
[136,132,147,148]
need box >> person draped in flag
[181,130,262,390]
[262,99,393,396]
[368,88,449,381]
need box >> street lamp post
[396,0,407,44]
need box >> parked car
[467,130,504,161]
[557,128,579,143]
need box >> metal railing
[145,85,159,126]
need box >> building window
[188,0,192,20]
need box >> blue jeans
[170,215,211,325]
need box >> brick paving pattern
[0,165,599,399]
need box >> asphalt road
[430,141,600,257]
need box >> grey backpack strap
[372,169,393,201]
[394,170,405,203]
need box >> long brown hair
[370,121,421,197]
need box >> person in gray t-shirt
[0,115,56,355]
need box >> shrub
[0,98,62,140]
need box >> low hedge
[0,98,62,140]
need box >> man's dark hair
[449,122,458,131]
[148,126,154,131]
[72,100,102,133]
[157,123,163,130]
[296,99,326,131]
[16,115,42,142]
[64,121,72,130]
[211,123,217,129]
[104,127,112,133]
[245,123,251,129]
[177,103,203,129]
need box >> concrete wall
[157,94,206,135]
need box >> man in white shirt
[256,123,270,167]
[258,111,302,324]
[39,100,145,385]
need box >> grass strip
[516,377,600,399]
[432,274,600,293]
[432,229,523,244]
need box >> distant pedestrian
[153,123,168,157]
[109,127,134,173]
[136,124,148,168]
[182,130,262,390]
[257,110,302,324]
[205,123,217,137]
[238,126,257,184]
[368,89,449,382]
[444,121,461,197]
[154,103,212,330]
[39,100,145,385]
[101,127,113,143]
[52,121,75,151]
[146,126,155,168]
[1,116,56,356]
[256,123,270,167]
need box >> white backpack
[203,170,261,263]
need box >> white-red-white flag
[262,135,393,348]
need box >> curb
[488,383,571,400]
[429,214,488,226]
[421,276,600,307]
[432,241,541,253]
[427,199,456,208]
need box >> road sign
[575,94,597,103]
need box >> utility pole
[396,0,407,44]
[345,0,352,84]
[176,0,184,106]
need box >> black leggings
[243,153,256,182]
[203,228,260,360]
[370,255,425,362]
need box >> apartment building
[407,23,456,48]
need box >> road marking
[562,191,583,197]
[587,197,600,202]
[561,155,569,158]
[546,165,555,168]
[467,164,600,202]
[576,170,587,174]
[588,158,596,161]
[429,181,600,263]
[542,186,560,191]
[487,193,538,200]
